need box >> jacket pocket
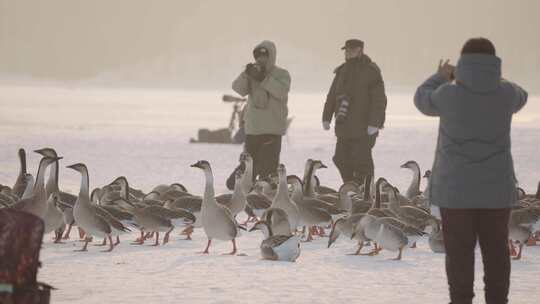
[251,88,270,109]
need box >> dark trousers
[332,134,376,184]
[245,134,282,180]
[440,208,511,304]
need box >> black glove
[245,63,266,82]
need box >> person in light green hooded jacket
[232,40,291,180]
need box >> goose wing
[169,196,202,213]
[92,205,130,232]
[144,205,196,223]
[246,193,272,210]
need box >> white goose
[191,160,241,255]
[271,164,300,233]
[249,220,300,262]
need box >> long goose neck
[203,168,215,199]
[121,180,130,200]
[424,175,431,196]
[245,160,253,177]
[19,150,27,175]
[407,164,421,196]
[78,168,91,203]
[266,222,273,237]
[232,178,245,200]
[302,162,314,195]
[33,159,49,195]
[291,180,304,202]
[46,159,60,195]
[22,177,34,199]
[260,222,273,238]
[276,173,289,200]
[241,160,254,193]
[387,188,400,212]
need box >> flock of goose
[1,147,539,262]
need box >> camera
[335,95,349,124]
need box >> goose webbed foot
[114,236,120,246]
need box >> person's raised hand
[437,59,455,81]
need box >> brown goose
[328,213,368,255]
[386,184,436,231]
[11,148,28,198]
[67,163,130,252]
[400,160,423,199]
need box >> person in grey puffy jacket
[414,37,527,304]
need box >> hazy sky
[1,0,539,92]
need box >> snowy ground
[1,85,539,303]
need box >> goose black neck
[19,150,27,174]
[303,162,315,194]
[34,158,49,189]
[266,222,274,237]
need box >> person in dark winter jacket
[322,39,387,184]
[414,37,527,304]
